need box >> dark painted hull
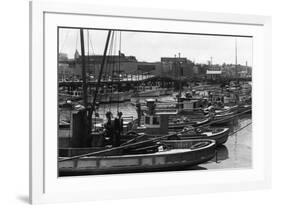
[168,118,210,130]
[210,112,237,125]
[59,139,216,176]
[175,128,229,146]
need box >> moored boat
[58,139,216,176]
[175,127,230,146]
[209,111,237,125]
[168,117,210,130]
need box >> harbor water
[200,115,252,170]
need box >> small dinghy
[168,117,210,130]
[210,111,237,125]
[171,126,230,146]
[58,139,216,176]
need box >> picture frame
[29,0,272,204]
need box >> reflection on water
[200,114,252,170]
[209,145,229,163]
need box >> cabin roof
[155,111,178,115]
[206,70,222,75]
[145,98,156,102]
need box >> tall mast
[178,52,182,98]
[235,38,238,84]
[235,38,239,104]
[117,31,122,113]
[80,29,88,106]
[88,30,112,122]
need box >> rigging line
[87,29,90,77]
[88,30,95,55]
[109,31,116,112]
[75,29,79,51]
[113,31,118,112]
[112,32,119,114]
[117,31,122,113]
[230,121,252,136]
[105,31,115,112]
[59,30,70,53]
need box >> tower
[74,49,80,60]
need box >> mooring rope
[229,122,252,136]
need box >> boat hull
[177,128,229,146]
[168,118,210,130]
[59,139,216,176]
[210,112,237,125]
[136,90,161,97]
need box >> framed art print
[29,0,272,204]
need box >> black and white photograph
[58,27,252,176]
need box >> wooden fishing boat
[174,127,230,146]
[168,117,210,130]
[209,104,251,126]
[238,104,252,114]
[210,111,237,125]
[58,139,216,176]
[213,105,238,114]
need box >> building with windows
[206,70,222,80]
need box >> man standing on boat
[104,111,115,146]
[113,112,123,147]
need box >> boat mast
[235,38,239,104]
[235,38,238,85]
[178,52,182,99]
[88,30,112,123]
[80,29,88,106]
[117,31,122,113]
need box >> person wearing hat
[104,111,114,146]
[113,111,123,147]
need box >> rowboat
[168,117,210,130]
[209,104,251,126]
[238,104,252,114]
[210,111,237,125]
[58,139,216,176]
[173,127,230,146]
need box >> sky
[59,28,253,66]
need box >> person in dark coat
[113,112,123,147]
[104,111,114,145]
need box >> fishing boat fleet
[58,88,251,176]
[58,29,252,176]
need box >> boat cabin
[141,99,176,135]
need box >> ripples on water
[201,115,252,170]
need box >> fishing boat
[135,99,211,132]
[209,111,237,125]
[168,117,210,130]
[58,138,216,176]
[209,104,251,126]
[238,103,252,114]
[133,85,165,97]
[94,89,134,103]
[174,126,230,146]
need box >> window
[152,116,160,125]
[145,116,150,124]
